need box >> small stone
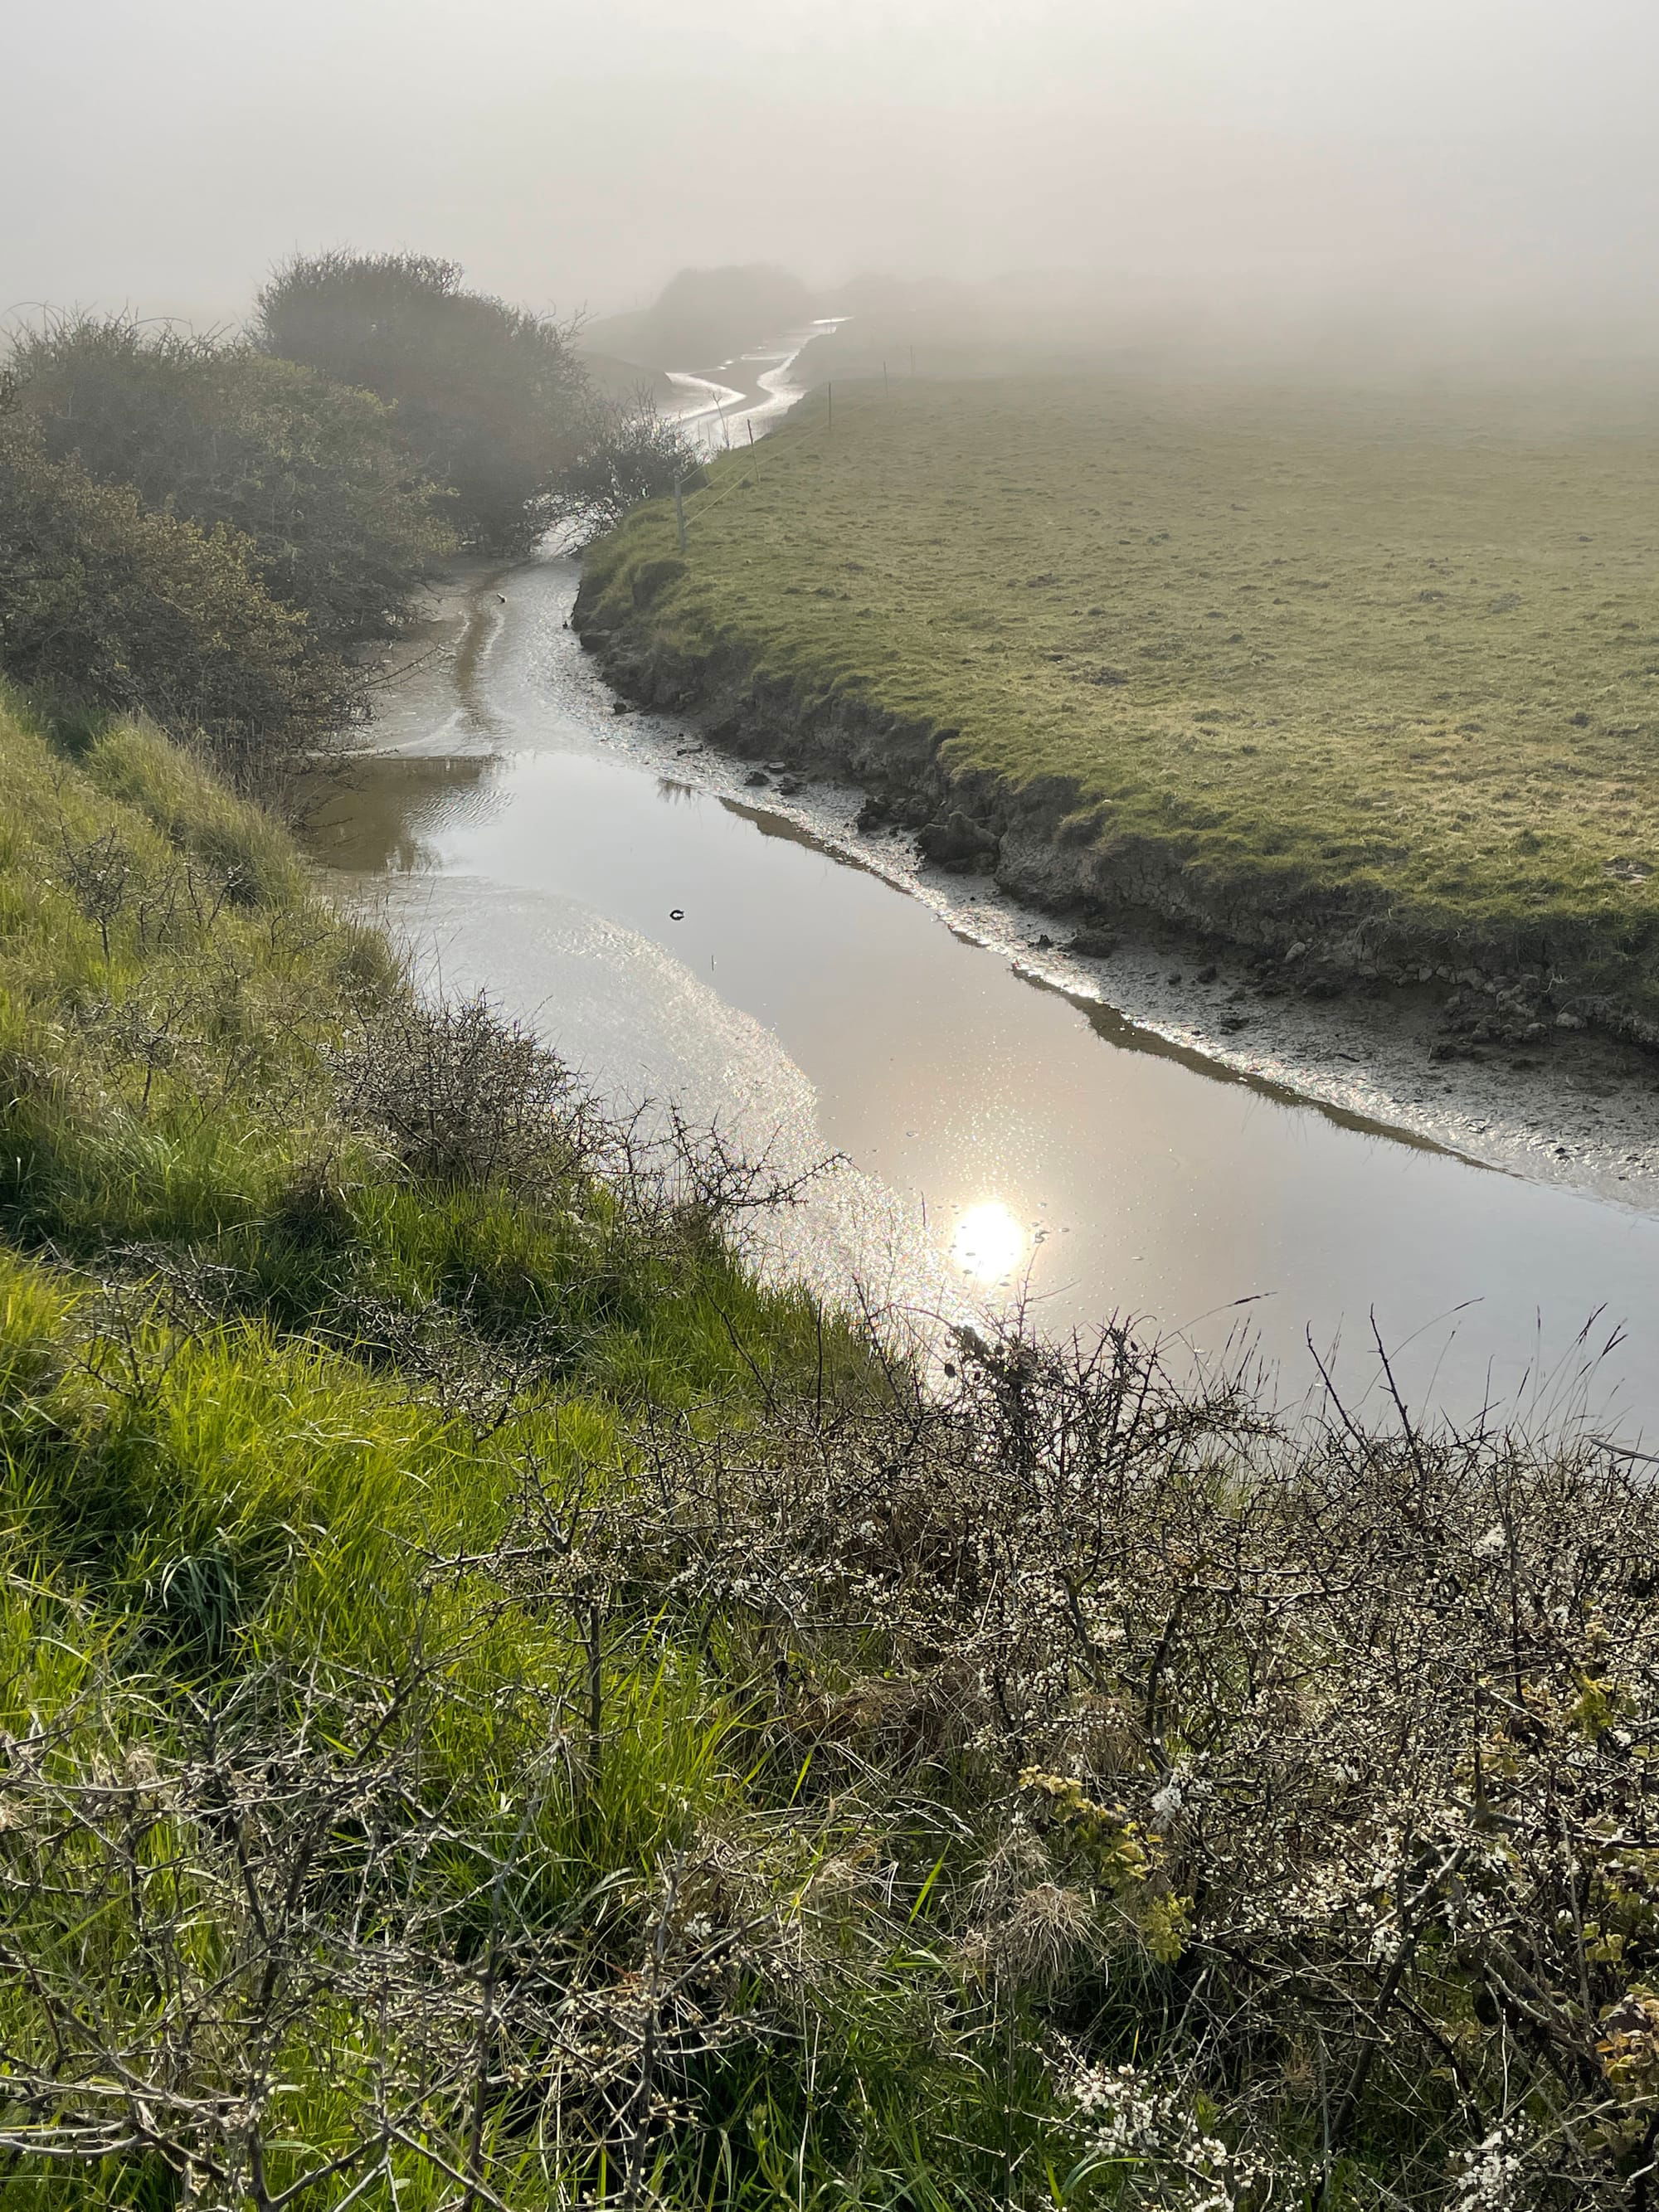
[1195,965,1218,984]
[1555,1009,1585,1031]
[743,771,770,788]
[1167,972,1184,985]
[1285,941,1309,960]
[1034,933,1053,949]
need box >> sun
[951,1200,1028,1286]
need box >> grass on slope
[0,694,969,2207]
[584,374,1659,1014]
[10,695,1659,2210]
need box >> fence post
[674,479,687,554]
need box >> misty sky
[4,0,1656,328]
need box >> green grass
[581,373,1659,1021]
[0,693,1111,2209]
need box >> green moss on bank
[580,374,1659,1022]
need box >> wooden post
[674,479,687,554]
[747,417,760,482]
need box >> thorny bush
[12,1309,1659,2205]
[330,990,607,1191]
[492,1324,1659,2208]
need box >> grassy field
[581,373,1659,1023]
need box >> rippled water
[304,547,1659,1442]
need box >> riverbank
[246,551,1659,2201]
[573,372,1659,1194]
[574,576,1659,1214]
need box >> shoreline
[324,554,1659,1222]
[570,605,1659,1217]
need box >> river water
[304,346,1659,1441]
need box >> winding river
[304,348,1659,1442]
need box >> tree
[548,395,706,535]
[0,414,354,769]
[7,313,452,646]
[255,252,589,554]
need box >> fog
[5,0,1658,348]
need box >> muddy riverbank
[573,604,1659,1212]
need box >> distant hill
[581,265,815,379]
[577,349,678,409]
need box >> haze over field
[6,0,1659,351]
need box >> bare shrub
[487,1317,1659,2207]
[0,1654,766,2207]
[12,1278,1659,2202]
[550,396,707,536]
[331,990,604,1189]
[601,1101,839,1262]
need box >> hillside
[582,266,817,379]
[1,693,1659,2205]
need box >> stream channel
[305,343,1659,1442]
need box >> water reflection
[951,1200,1029,1286]
[305,755,500,875]
[303,552,1659,1437]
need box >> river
[304,352,1659,1444]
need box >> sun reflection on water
[951,1200,1029,1286]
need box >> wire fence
[669,357,921,542]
